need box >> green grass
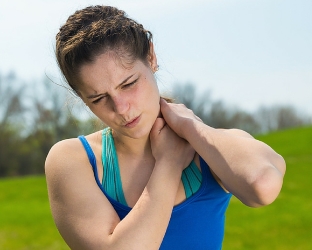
[0,126,311,249]
[0,177,68,249]
[223,126,312,250]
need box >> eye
[92,96,106,104]
[123,78,138,89]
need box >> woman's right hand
[150,117,195,171]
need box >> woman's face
[78,50,160,140]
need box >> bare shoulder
[44,137,95,205]
[45,138,87,179]
[45,135,120,248]
[46,137,84,162]
[45,130,102,176]
[45,131,104,204]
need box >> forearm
[184,119,285,207]
[107,160,182,250]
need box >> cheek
[142,80,160,107]
[134,78,159,105]
[95,111,113,125]
[145,86,160,118]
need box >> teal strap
[181,161,202,198]
[102,128,127,206]
[102,127,202,205]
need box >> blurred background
[0,0,311,249]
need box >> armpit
[210,168,229,193]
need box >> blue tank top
[78,135,232,250]
[101,127,202,205]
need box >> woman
[45,5,286,249]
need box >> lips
[124,115,141,128]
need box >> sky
[1,0,311,115]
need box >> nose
[111,95,129,115]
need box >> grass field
[223,126,312,249]
[0,126,311,249]
[0,177,68,250]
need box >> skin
[77,50,161,141]
[46,45,195,250]
[45,44,286,249]
[160,100,286,206]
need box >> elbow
[250,163,285,208]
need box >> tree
[255,105,309,133]
[0,72,28,176]
[0,71,26,129]
[170,82,260,134]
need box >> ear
[148,42,158,72]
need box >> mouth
[124,115,141,128]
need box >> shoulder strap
[78,135,102,188]
[102,128,127,206]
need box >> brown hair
[56,5,153,94]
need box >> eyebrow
[86,74,135,99]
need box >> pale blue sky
[1,0,311,114]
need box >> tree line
[170,82,311,134]
[0,73,310,177]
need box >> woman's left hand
[159,98,202,139]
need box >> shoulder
[44,132,106,217]
[44,138,91,199]
[45,131,102,174]
[44,133,120,248]
[45,138,86,174]
[45,130,102,189]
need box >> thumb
[160,98,170,119]
[150,118,166,138]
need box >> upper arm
[211,128,254,191]
[213,128,286,198]
[219,128,286,174]
[45,139,120,249]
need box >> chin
[129,119,156,139]
[110,123,149,140]
[130,126,152,139]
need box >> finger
[150,118,166,137]
[160,97,167,104]
[160,98,170,119]
[160,98,168,109]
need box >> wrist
[154,159,183,176]
[183,118,215,144]
[181,118,199,141]
[148,160,182,198]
